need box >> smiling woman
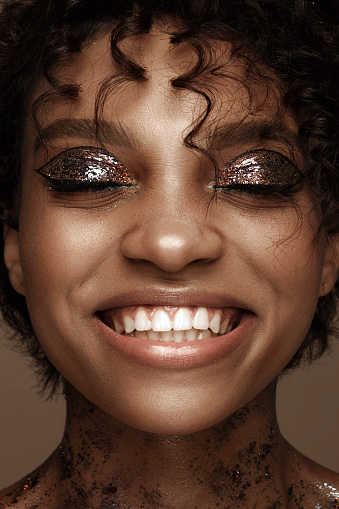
[0,0,338,508]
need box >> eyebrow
[206,119,302,153]
[35,116,302,158]
[34,118,139,152]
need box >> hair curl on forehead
[0,0,338,396]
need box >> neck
[46,382,291,508]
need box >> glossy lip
[96,309,254,370]
[94,289,256,368]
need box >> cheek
[225,205,325,362]
[17,197,129,363]
[19,208,119,295]
[16,202,128,387]
[233,205,324,293]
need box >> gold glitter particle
[36,146,137,186]
[217,150,303,187]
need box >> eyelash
[35,146,137,194]
[211,150,304,198]
[42,177,132,194]
[213,182,304,198]
[36,147,304,199]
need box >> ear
[319,233,339,297]
[3,222,25,296]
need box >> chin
[118,413,223,435]
[92,387,246,436]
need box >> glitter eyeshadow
[216,150,303,187]
[36,146,137,186]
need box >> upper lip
[94,286,253,314]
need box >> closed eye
[209,150,305,198]
[35,146,137,193]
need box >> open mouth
[99,306,243,343]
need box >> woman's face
[5,30,338,433]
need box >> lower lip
[97,312,254,369]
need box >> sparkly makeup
[316,482,339,507]
[214,149,304,195]
[36,147,304,198]
[35,146,137,192]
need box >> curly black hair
[0,0,338,396]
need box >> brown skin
[1,28,339,508]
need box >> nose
[120,216,223,274]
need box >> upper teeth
[113,307,230,335]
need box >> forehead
[26,27,299,157]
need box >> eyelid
[35,146,137,186]
[216,149,304,187]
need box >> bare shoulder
[286,446,339,508]
[0,464,57,509]
[0,472,40,508]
